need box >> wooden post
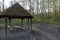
[5,17,8,39]
[28,18,29,30]
[21,19,24,40]
[9,18,11,28]
[30,18,32,30]
[21,19,23,29]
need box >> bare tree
[3,0,4,11]
[10,0,14,6]
[14,0,16,3]
[0,2,2,12]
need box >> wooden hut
[0,2,33,38]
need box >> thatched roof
[0,3,33,19]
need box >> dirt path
[32,27,57,40]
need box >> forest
[0,0,60,40]
[0,0,60,25]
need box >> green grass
[0,26,3,30]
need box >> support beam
[28,18,29,30]
[21,19,23,28]
[5,18,8,39]
[30,18,32,30]
[9,18,11,28]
